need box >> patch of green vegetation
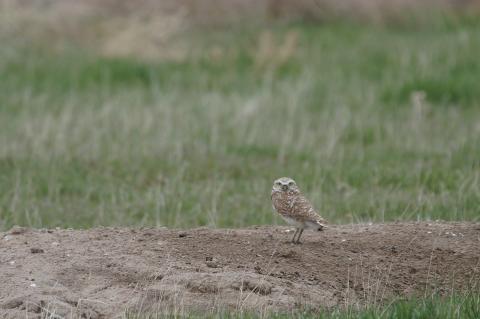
[124,292,480,318]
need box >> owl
[271,177,327,244]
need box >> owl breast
[271,191,294,216]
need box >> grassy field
[1,17,480,231]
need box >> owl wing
[292,194,327,225]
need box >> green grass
[124,292,480,318]
[1,19,480,230]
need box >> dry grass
[1,0,478,60]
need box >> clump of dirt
[1,222,479,317]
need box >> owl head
[272,177,299,193]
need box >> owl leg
[291,228,299,243]
[295,228,304,244]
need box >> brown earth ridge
[1,222,479,318]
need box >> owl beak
[281,185,288,191]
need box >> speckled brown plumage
[271,177,327,243]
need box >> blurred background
[0,0,479,230]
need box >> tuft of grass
[123,292,480,318]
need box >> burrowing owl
[271,177,327,244]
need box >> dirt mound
[1,222,479,318]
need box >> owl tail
[316,219,328,231]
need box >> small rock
[1,297,23,309]
[206,261,219,268]
[278,250,297,258]
[30,248,44,254]
[9,226,27,235]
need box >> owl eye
[288,181,294,186]
[276,182,281,186]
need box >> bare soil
[1,222,479,318]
